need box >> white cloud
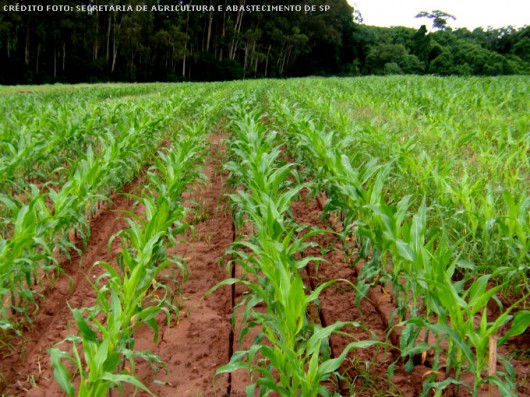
[351,0,529,30]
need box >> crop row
[0,84,225,338]
[209,95,377,396]
[1,77,528,396]
[50,125,208,396]
[264,83,529,396]
[270,76,529,291]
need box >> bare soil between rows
[2,134,529,397]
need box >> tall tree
[415,10,456,31]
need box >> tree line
[353,23,530,76]
[0,0,529,84]
[0,0,357,83]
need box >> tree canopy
[0,0,357,84]
[0,1,529,84]
[350,23,530,76]
[415,10,456,31]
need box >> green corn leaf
[99,372,156,396]
[306,322,352,354]
[305,279,337,306]
[205,278,242,296]
[216,361,249,374]
[49,348,75,397]
[306,342,321,386]
[72,309,98,342]
[215,350,250,374]
[0,195,19,213]
[396,239,415,262]
[500,310,530,345]
[245,384,257,397]
[94,338,111,375]
[486,376,517,397]
[144,317,160,343]
[430,377,465,391]
[318,340,378,376]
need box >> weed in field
[189,197,211,225]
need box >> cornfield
[0,77,529,397]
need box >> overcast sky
[351,0,529,30]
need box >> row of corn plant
[271,76,529,294]
[49,127,208,397]
[0,91,121,196]
[209,96,377,396]
[0,86,187,198]
[0,87,211,337]
[265,92,530,396]
[0,120,155,334]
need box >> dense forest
[0,0,529,84]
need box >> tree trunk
[112,42,118,73]
[93,10,99,61]
[264,44,271,77]
[182,43,187,77]
[182,13,190,78]
[243,43,248,77]
[219,0,227,61]
[53,44,57,78]
[130,52,134,78]
[229,0,245,60]
[253,40,258,76]
[279,48,287,75]
[106,14,111,64]
[36,43,40,75]
[25,24,30,66]
[206,11,213,51]
[186,47,192,79]
[111,14,120,73]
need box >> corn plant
[274,76,529,290]
[0,189,54,326]
[49,196,187,397]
